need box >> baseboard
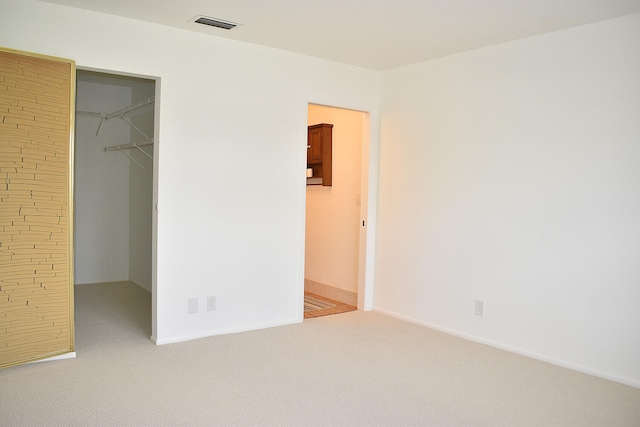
[74,280,129,286]
[154,318,302,346]
[373,306,640,390]
[27,351,76,365]
[129,279,152,293]
[75,280,151,293]
[304,279,357,306]
[74,278,128,286]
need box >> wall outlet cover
[188,297,199,314]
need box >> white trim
[305,279,357,306]
[28,351,76,364]
[373,307,640,390]
[129,279,152,294]
[296,99,309,322]
[153,318,301,346]
[360,109,378,311]
[74,65,160,348]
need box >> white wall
[129,80,155,291]
[74,78,131,284]
[305,105,364,294]
[75,73,154,290]
[376,14,640,387]
[1,0,379,344]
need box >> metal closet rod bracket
[104,139,154,169]
[76,96,155,137]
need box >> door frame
[298,99,380,318]
[74,65,160,342]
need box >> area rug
[304,295,336,312]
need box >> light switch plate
[207,296,216,312]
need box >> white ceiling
[40,0,640,70]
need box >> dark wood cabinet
[307,125,324,164]
[307,123,333,186]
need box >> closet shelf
[104,138,154,169]
[104,138,154,152]
[77,97,155,120]
[77,97,155,169]
[77,97,155,137]
[106,97,154,120]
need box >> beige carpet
[1,281,639,426]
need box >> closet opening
[74,69,158,343]
[303,104,368,319]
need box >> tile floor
[303,292,356,319]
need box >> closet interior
[74,70,155,301]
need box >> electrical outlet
[188,298,198,314]
[207,296,216,312]
[475,300,484,316]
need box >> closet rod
[77,97,155,136]
[104,139,154,170]
[104,139,154,152]
[76,96,154,120]
[106,97,155,120]
[76,111,106,118]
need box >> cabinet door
[307,126,323,164]
[0,48,75,368]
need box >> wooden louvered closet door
[0,47,75,368]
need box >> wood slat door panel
[0,47,75,368]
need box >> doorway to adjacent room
[303,104,368,319]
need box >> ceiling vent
[192,15,239,30]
